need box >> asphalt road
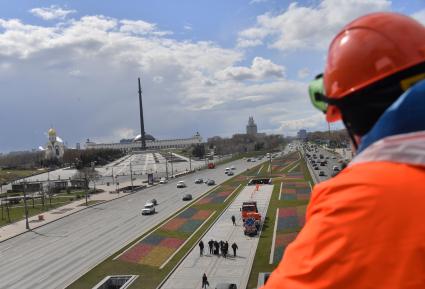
[0,157,262,289]
[301,144,346,183]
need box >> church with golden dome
[44,128,65,160]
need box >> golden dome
[48,128,56,137]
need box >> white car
[159,177,167,184]
[224,168,230,174]
[142,203,155,215]
[177,181,186,188]
[230,165,236,170]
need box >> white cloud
[184,24,192,31]
[238,0,391,51]
[30,5,76,20]
[0,13,328,151]
[297,67,310,79]
[216,57,285,81]
[412,9,425,25]
[120,19,172,36]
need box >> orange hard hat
[324,12,425,122]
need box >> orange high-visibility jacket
[263,81,425,289]
[264,159,425,289]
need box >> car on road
[251,159,257,162]
[177,181,186,188]
[314,166,319,170]
[159,177,167,184]
[142,203,155,215]
[194,178,204,184]
[225,168,230,174]
[319,171,326,176]
[227,171,234,176]
[206,179,216,186]
[215,283,237,289]
[247,158,252,162]
[182,194,192,201]
[230,165,236,170]
[333,165,340,172]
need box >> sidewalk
[0,184,133,242]
[160,184,274,289]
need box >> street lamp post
[130,154,134,191]
[169,152,174,178]
[189,155,192,172]
[269,151,272,178]
[165,157,169,180]
[22,182,30,230]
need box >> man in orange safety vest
[263,12,425,289]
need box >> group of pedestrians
[199,239,238,258]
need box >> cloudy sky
[0,0,424,152]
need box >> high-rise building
[297,129,307,140]
[76,143,81,150]
[246,116,258,136]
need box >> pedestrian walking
[202,273,209,288]
[208,239,214,254]
[223,241,229,258]
[199,240,204,256]
[231,242,238,257]
[231,215,236,225]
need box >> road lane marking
[269,208,279,264]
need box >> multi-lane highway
[0,157,261,289]
[300,143,349,183]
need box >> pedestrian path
[0,186,131,242]
[160,184,274,289]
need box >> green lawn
[0,198,73,226]
[0,168,46,185]
[67,166,260,289]
[0,190,92,226]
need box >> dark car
[194,178,204,184]
[314,166,319,170]
[215,283,237,289]
[206,179,215,186]
[319,171,326,176]
[182,194,192,201]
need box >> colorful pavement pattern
[119,187,236,267]
[273,206,307,263]
[281,181,311,200]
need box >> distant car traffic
[182,194,192,201]
[142,203,155,215]
[177,181,186,188]
[194,178,204,184]
[319,171,326,176]
[206,179,215,186]
[333,165,340,171]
